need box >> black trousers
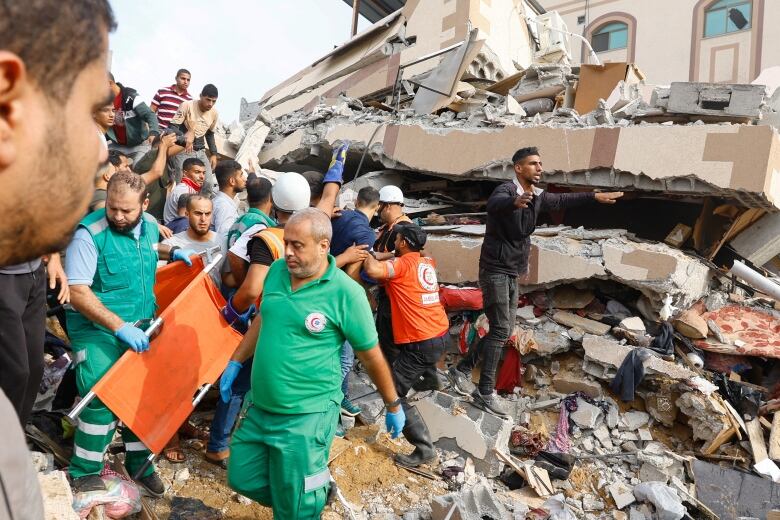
[0,265,46,425]
[393,336,446,398]
[375,289,400,365]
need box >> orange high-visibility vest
[258,227,285,260]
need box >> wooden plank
[761,416,774,430]
[746,417,769,463]
[701,425,736,455]
[769,412,780,461]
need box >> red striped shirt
[151,85,192,129]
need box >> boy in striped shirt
[151,68,192,129]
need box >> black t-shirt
[248,237,275,266]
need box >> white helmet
[378,185,404,204]
[272,172,311,213]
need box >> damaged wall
[259,117,780,210]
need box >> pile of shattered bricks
[30,25,780,520]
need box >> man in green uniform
[64,172,195,496]
[222,207,405,519]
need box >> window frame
[591,21,629,53]
[703,0,752,38]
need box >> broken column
[415,391,512,477]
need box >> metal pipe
[400,41,464,69]
[203,253,223,274]
[67,390,97,422]
[730,260,780,301]
[192,384,212,407]
[351,0,361,37]
[132,453,155,481]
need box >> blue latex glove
[115,323,150,353]
[323,142,350,185]
[221,297,255,334]
[220,360,243,403]
[385,406,406,439]
[172,248,196,266]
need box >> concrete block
[593,424,614,449]
[730,212,780,267]
[570,398,603,429]
[668,82,765,118]
[582,335,696,382]
[38,470,79,520]
[552,311,610,336]
[621,411,650,431]
[609,482,637,509]
[431,481,508,520]
[416,391,512,477]
[619,317,646,334]
[673,309,708,339]
[552,374,602,398]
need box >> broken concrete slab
[632,482,686,520]
[667,82,766,118]
[621,411,650,431]
[38,470,79,520]
[581,335,696,381]
[431,480,508,520]
[552,311,610,336]
[730,212,780,267]
[552,374,602,398]
[675,391,731,443]
[609,482,637,510]
[416,391,512,477]
[673,309,708,339]
[570,398,603,430]
[693,459,780,519]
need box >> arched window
[591,22,628,53]
[704,0,752,37]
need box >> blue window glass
[704,0,751,37]
[592,22,629,53]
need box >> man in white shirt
[212,160,246,237]
[163,158,206,225]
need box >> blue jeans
[340,341,354,399]
[208,358,253,453]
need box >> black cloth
[458,269,518,394]
[375,290,399,365]
[169,121,216,152]
[0,264,46,425]
[479,183,595,276]
[247,236,275,266]
[393,336,446,398]
[649,321,674,356]
[610,347,651,402]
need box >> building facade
[537,0,779,84]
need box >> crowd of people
[0,2,625,518]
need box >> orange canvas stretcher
[75,256,242,455]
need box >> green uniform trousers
[69,336,154,479]
[227,400,339,519]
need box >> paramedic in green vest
[225,175,275,288]
[64,172,196,497]
[222,208,405,519]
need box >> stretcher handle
[133,453,156,481]
[203,253,223,275]
[66,317,165,422]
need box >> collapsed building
[208,1,780,518]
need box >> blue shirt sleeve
[64,228,98,286]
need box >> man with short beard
[211,159,247,237]
[162,195,227,288]
[63,172,195,496]
[225,208,404,519]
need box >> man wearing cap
[362,222,448,468]
[446,146,623,417]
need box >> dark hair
[176,68,191,78]
[215,160,242,189]
[107,171,147,202]
[201,84,218,98]
[247,177,273,206]
[512,147,539,164]
[186,194,212,211]
[107,149,128,167]
[177,194,192,211]
[108,71,115,83]
[356,186,380,208]
[0,1,116,98]
[301,171,324,199]
[182,158,205,171]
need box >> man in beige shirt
[168,83,220,195]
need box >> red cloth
[439,286,483,311]
[495,347,523,392]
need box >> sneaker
[340,397,362,417]
[470,389,510,419]
[71,474,105,494]
[446,367,476,396]
[335,423,345,438]
[134,471,165,498]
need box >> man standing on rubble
[64,172,196,496]
[225,207,405,519]
[362,222,449,467]
[446,147,623,417]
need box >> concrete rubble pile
[210,1,780,518]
